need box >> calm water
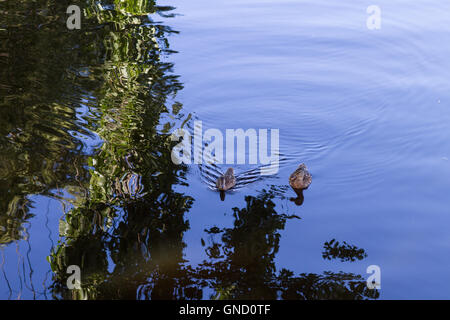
[1,0,450,299]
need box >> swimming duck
[216,168,236,201]
[289,163,312,191]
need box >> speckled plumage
[289,163,312,190]
[216,168,236,191]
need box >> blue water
[170,0,450,299]
[1,0,450,299]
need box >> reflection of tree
[0,0,93,244]
[198,189,378,300]
[322,239,367,262]
[45,0,198,300]
[198,190,300,299]
[0,197,33,245]
[277,270,378,300]
[1,0,379,300]
[0,0,182,243]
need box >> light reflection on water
[1,0,450,299]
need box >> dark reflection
[1,0,379,300]
[290,189,305,206]
[198,189,300,299]
[0,0,92,244]
[322,239,367,262]
[37,0,196,300]
[277,270,378,300]
[198,189,378,300]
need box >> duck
[216,168,236,201]
[289,163,312,191]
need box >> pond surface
[1,0,450,299]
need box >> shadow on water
[197,189,378,300]
[0,0,379,300]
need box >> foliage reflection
[0,0,378,300]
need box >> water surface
[1,0,450,299]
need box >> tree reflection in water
[0,0,379,300]
[198,190,378,300]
